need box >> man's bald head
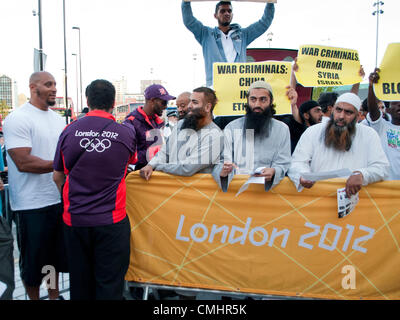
[28,71,57,109]
[29,71,55,85]
[176,91,191,119]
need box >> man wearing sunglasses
[288,92,389,197]
[123,84,175,170]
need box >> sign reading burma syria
[295,45,362,87]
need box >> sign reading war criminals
[374,43,400,101]
[295,45,361,87]
[213,61,292,116]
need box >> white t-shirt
[366,111,400,180]
[3,102,66,210]
[220,29,237,63]
[321,116,330,124]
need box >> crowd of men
[0,0,398,302]
[2,67,397,300]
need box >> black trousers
[15,203,68,287]
[64,216,131,300]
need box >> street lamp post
[72,26,83,113]
[38,0,43,70]
[33,0,44,71]
[372,1,384,68]
[72,53,79,118]
[266,32,273,48]
[63,0,69,124]
[193,53,197,88]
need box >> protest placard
[374,43,400,101]
[295,45,361,87]
[213,61,292,116]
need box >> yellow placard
[213,61,292,116]
[295,45,361,88]
[125,172,400,300]
[374,43,400,101]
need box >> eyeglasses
[334,106,355,116]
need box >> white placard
[337,188,359,218]
[301,168,353,182]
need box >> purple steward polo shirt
[122,106,164,170]
[54,110,136,227]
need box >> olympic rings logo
[79,138,111,153]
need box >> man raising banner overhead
[181,0,275,87]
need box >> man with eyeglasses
[123,84,175,170]
[181,0,275,87]
[288,92,389,197]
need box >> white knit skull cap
[248,80,273,95]
[335,92,362,111]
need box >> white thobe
[288,122,390,191]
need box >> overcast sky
[0,0,398,106]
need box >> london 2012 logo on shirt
[80,138,111,153]
[387,128,400,149]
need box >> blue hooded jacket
[182,1,275,87]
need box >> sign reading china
[213,61,292,116]
[125,172,400,300]
[295,45,361,87]
[374,43,400,101]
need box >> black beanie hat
[299,100,319,115]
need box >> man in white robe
[288,92,389,197]
[213,81,294,192]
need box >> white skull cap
[248,80,273,95]
[335,92,362,111]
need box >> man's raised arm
[243,2,275,44]
[367,68,382,122]
[181,0,206,42]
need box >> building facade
[0,75,13,107]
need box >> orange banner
[125,172,400,300]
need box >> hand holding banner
[373,43,400,101]
[213,61,292,116]
[295,45,361,87]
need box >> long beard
[324,116,357,151]
[244,104,273,138]
[181,108,204,131]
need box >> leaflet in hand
[337,188,359,218]
[235,167,266,197]
[301,168,352,182]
